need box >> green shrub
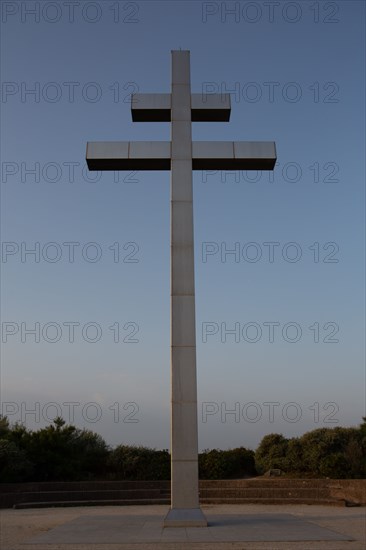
[107,445,170,480]
[199,447,256,479]
[255,434,288,474]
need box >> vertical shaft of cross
[166,51,206,525]
[86,49,276,527]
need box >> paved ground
[0,504,365,550]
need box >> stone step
[1,480,171,493]
[200,497,346,506]
[6,487,333,505]
[3,479,361,509]
[11,489,169,503]
[200,479,330,488]
[14,499,170,509]
[199,488,331,498]
[14,497,345,510]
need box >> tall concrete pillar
[164,51,207,527]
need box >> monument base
[163,508,208,528]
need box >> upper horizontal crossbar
[131,93,231,122]
[86,141,276,171]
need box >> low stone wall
[200,479,366,505]
[1,479,365,509]
[327,480,366,505]
[0,481,169,508]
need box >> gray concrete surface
[1,504,365,550]
[26,512,352,544]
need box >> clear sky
[1,0,365,451]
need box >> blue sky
[1,0,365,450]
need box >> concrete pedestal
[164,507,208,527]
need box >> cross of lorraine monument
[86,50,276,528]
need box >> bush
[299,427,361,478]
[199,447,256,479]
[255,434,288,474]
[0,439,34,482]
[1,415,365,482]
[107,445,170,480]
[255,423,366,479]
[0,417,109,482]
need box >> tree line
[0,416,364,483]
